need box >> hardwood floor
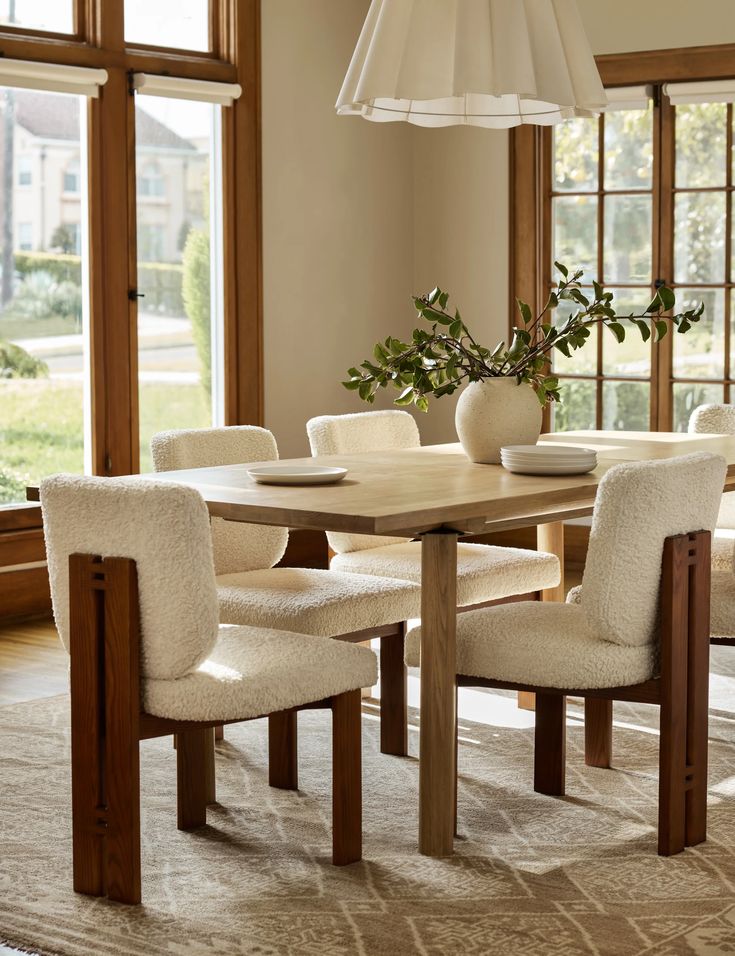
[0,617,67,706]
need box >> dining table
[29,428,735,857]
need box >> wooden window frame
[0,0,262,536]
[510,42,735,433]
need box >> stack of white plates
[500,444,597,476]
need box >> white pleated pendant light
[337,0,607,128]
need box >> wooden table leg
[519,521,566,712]
[419,531,458,857]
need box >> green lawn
[0,379,210,503]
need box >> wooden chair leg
[69,556,106,898]
[101,558,142,904]
[685,531,711,848]
[380,628,408,756]
[269,710,298,790]
[205,728,216,805]
[176,727,210,830]
[454,684,459,837]
[331,689,361,865]
[584,698,612,768]
[215,725,224,741]
[534,693,566,796]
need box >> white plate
[502,444,597,459]
[248,465,348,486]
[502,461,597,476]
[501,453,596,465]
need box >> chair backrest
[150,426,288,575]
[689,403,735,530]
[306,410,421,554]
[580,452,725,647]
[40,474,219,680]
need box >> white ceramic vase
[455,378,542,464]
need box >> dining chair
[689,404,735,573]
[40,474,376,904]
[405,453,725,855]
[151,426,421,757]
[306,410,561,607]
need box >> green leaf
[427,287,440,305]
[449,318,463,338]
[423,307,452,326]
[606,321,626,343]
[554,339,571,358]
[554,260,568,278]
[516,298,533,325]
[592,280,604,301]
[394,386,415,406]
[358,381,373,401]
[654,320,668,341]
[677,317,691,333]
[633,319,651,343]
[342,378,362,390]
[373,343,388,363]
[658,286,675,311]
[438,291,449,309]
[645,292,661,314]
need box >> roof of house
[13,91,197,151]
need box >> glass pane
[603,194,652,283]
[675,103,727,189]
[0,1,73,33]
[552,118,598,192]
[125,0,209,51]
[550,379,597,432]
[552,196,597,278]
[135,95,222,472]
[604,106,653,190]
[602,381,649,430]
[551,295,597,375]
[674,191,726,284]
[672,288,725,379]
[602,288,651,376]
[0,90,88,503]
[673,382,724,432]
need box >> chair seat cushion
[405,602,656,690]
[216,567,421,636]
[711,570,735,639]
[144,624,377,722]
[712,530,735,572]
[331,542,560,607]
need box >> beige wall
[261,0,735,456]
[261,0,414,458]
[578,0,735,55]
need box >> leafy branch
[344,262,704,410]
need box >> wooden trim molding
[597,43,735,87]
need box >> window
[0,91,88,505]
[522,73,735,435]
[63,157,80,194]
[17,221,32,250]
[0,2,258,565]
[124,0,209,52]
[137,161,165,198]
[549,89,655,432]
[17,155,31,186]
[0,1,73,34]
[135,94,223,470]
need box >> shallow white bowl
[248,465,348,486]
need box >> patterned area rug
[3,651,735,956]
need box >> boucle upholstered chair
[690,404,735,574]
[40,474,376,904]
[151,426,420,756]
[406,453,726,855]
[306,410,561,606]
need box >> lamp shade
[336,0,607,128]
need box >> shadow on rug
[3,648,735,955]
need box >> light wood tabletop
[27,429,735,858]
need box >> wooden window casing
[510,43,735,434]
[0,0,261,536]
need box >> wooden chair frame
[455,531,712,856]
[68,552,362,905]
